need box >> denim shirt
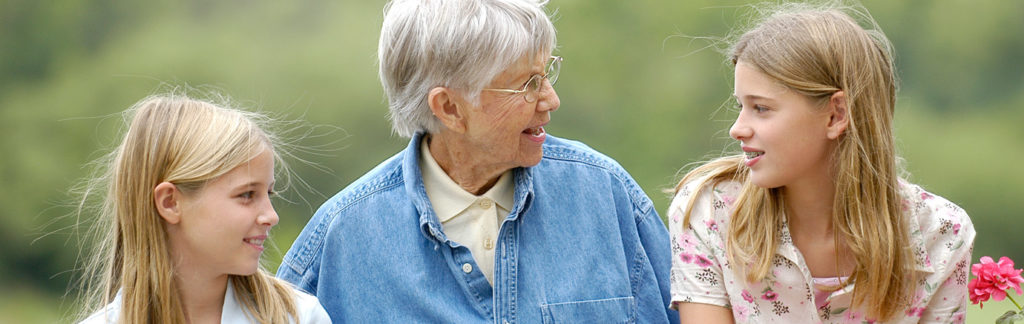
[277,133,678,323]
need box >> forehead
[210,151,275,187]
[733,62,790,98]
[489,54,547,85]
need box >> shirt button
[478,199,493,209]
[462,263,473,273]
[484,238,494,250]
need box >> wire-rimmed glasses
[482,56,562,103]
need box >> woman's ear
[153,182,182,224]
[427,87,467,133]
[826,90,850,140]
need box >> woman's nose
[536,79,559,112]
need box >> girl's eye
[754,105,769,113]
[239,191,255,200]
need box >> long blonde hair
[76,93,299,323]
[675,4,913,321]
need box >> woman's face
[730,62,834,190]
[169,149,279,278]
[456,54,561,171]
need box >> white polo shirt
[419,139,514,285]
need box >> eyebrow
[232,181,272,191]
[732,94,777,102]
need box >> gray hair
[378,0,557,137]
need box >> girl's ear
[826,90,850,140]
[153,182,183,224]
[427,86,467,134]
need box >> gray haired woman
[278,0,677,322]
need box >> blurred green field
[2,0,1022,322]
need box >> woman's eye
[240,191,255,200]
[754,105,768,113]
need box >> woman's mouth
[524,127,544,136]
[523,126,546,143]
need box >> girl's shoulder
[288,286,332,324]
[897,180,973,231]
[669,175,743,227]
[672,175,743,208]
[77,295,121,324]
[898,180,975,268]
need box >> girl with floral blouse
[668,3,975,324]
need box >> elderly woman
[277,0,676,322]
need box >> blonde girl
[669,3,974,323]
[76,94,330,323]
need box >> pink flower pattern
[761,289,778,301]
[741,290,754,303]
[668,180,975,323]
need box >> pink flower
[705,219,719,232]
[677,233,696,250]
[968,256,1024,308]
[679,253,694,264]
[904,307,925,317]
[734,304,750,320]
[920,192,933,200]
[953,223,961,234]
[741,290,754,303]
[761,289,778,301]
[722,195,735,205]
[845,310,861,321]
[694,255,714,268]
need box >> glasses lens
[546,57,561,85]
[524,75,541,103]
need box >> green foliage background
[2,0,1022,322]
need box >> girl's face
[169,149,279,278]
[730,62,836,190]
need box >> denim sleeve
[275,210,325,295]
[637,206,681,324]
[276,255,316,295]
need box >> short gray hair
[378,0,557,137]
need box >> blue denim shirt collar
[278,132,677,323]
[406,132,536,245]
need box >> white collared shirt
[419,139,514,285]
[79,280,331,323]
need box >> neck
[781,174,836,238]
[427,133,508,195]
[174,258,228,323]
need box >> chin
[749,175,783,189]
[518,154,543,168]
[232,264,261,276]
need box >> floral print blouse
[668,179,975,323]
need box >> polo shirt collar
[419,138,514,222]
